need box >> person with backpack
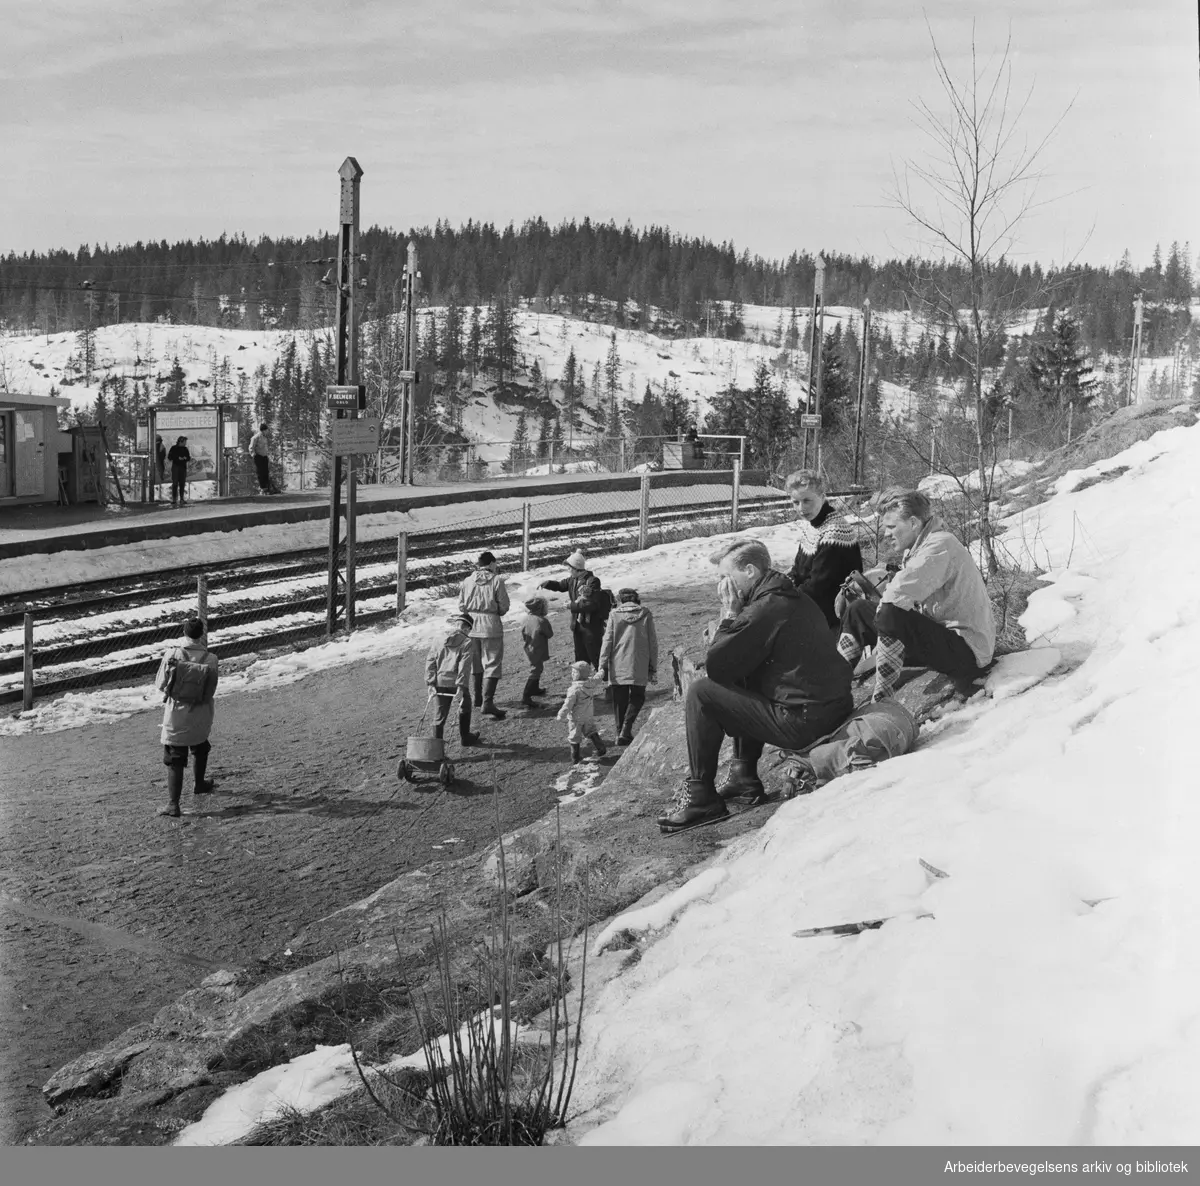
[458,551,511,720]
[599,588,658,745]
[153,617,219,818]
[539,551,611,670]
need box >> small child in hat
[520,596,554,709]
[425,612,481,746]
[556,660,607,763]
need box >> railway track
[1,492,794,706]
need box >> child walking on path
[520,596,554,709]
[599,587,658,746]
[557,660,608,763]
[154,617,219,818]
[425,613,481,746]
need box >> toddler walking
[520,596,554,709]
[556,660,608,763]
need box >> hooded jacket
[557,676,604,737]
[598,602,658,686]
[157,640,219,747]
[426,629,479,688]
[458,568,510,639]
[521,613,554,665]
[787,501,864,627]
[880,515,996,667]
[705,570,852,710]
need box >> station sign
[326,384,366,411]
[800,413,822,428]
[331,417,381,455]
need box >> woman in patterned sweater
[784,469,864,629]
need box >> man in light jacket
[458,551,511,719]
[837,488,996,701]
[154,617,219,818]
[248,422,272,494]
[599,588,658,745]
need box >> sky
[2,0,1198,271]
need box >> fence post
[619,437,626,473]
[731,457,741,532]
[396,531,407,616]
[548,440,556,474]
[521,502,531,571]
[23,614,33,712]
[197,574,208,623]
[638,470,651,551]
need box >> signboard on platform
[155,407,219,481]
[326,384,366,411]
[800,413,822,429]
[331,417,381,456]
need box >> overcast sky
[3,0,1197,270]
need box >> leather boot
[472,672,484,708]
[657,778,728,831]
[157,766,184,817]
[718,758,766,802]
[193,744,214,795]
[482,677,507,720]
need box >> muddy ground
[0,587,714,1144]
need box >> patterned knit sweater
[787,501,864,627]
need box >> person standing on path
[557,660,608,764]
[153,617,219,818]
[519,596,554,709]
[539,551,608,669]
[166,436,191,507]
[458,551,511,719]
[248,422,272,495]
[599,588,658,745]
[425,612,482,746]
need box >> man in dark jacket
[539,550,608,668]
[167,436,191,507]
[785,469,863,629]
[658,539,854,832]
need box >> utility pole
[1126,292,1144,407]
[801,255,826,469]
[399,242,420,485]
[852,298,871,485]
[327,156,363,635]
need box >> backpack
[594,584,616,626]
[159,648,211,705]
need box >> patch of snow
[594,868,729,954]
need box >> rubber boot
[534,684,548,696]
[589,731,607,757]
[570,743,582,764]
[520,675,539,710]
[433,722,445,740]
[193,744,214,795]
[459,705,480,747]
[157,766,184,817]
[472,672,484,709]
[618,692,643,746]
[718,758,766,803]
[657,778,729,832]
[482,677,507,720]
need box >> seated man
[838,488,996,702]
[785,469,864,629]
[658,539,854,832]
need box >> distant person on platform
[837,488,996,702]
[458,551,511,719]
[249,422,272,495]
[657,538,854,833]
[154,617,219,818]
[539,551,609,670]
[785,469,863,629]
[155,434,167,494]
[167,435,191,507]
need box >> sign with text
[800,413,822,429]
[155,407,219,481]
[326,384,366,411]
[331,417,381,456]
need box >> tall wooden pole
[400,242,419,485]
[853,299,871,485]
[803,256,826,469]
[1126,292,1144,407]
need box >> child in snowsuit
[556,660,607,763]
[425,613,481,746]
[599,588,658,746]
[520,596,554,709]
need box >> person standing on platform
[155,434,167,496]
[249,423,272,495]
[458,551,511,720]
[167,436,190,507]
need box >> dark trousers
[163,740,211,767]
[842,600,981,679]
[171,468,187,503]
[434,685,472,734]
[611,683,646,729]
[685,676,853,783]
[253,454,270,491]
[572,624,603,669]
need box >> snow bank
[594,868,729,954]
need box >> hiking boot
[657,779,728,832]
[718,758,766,802]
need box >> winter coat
[521,613,553,665]
[804,700,918,783]
[458,569,510,639]
[541,570,607,636]
[167,444,190,474]
[788,501,864,627]
[705,569,852,711]
[425,630,478,689]
[156,641,218,747]
[880,516,996,667]
[598,602,658,686]
[557,677,604,740]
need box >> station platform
[0,468,767,560]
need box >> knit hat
[617,588,640,603]
[571,660,593,680]
[566,550,586,570]
[448,612,473,631]
[524,596,548,614]
[477,551,496,567]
